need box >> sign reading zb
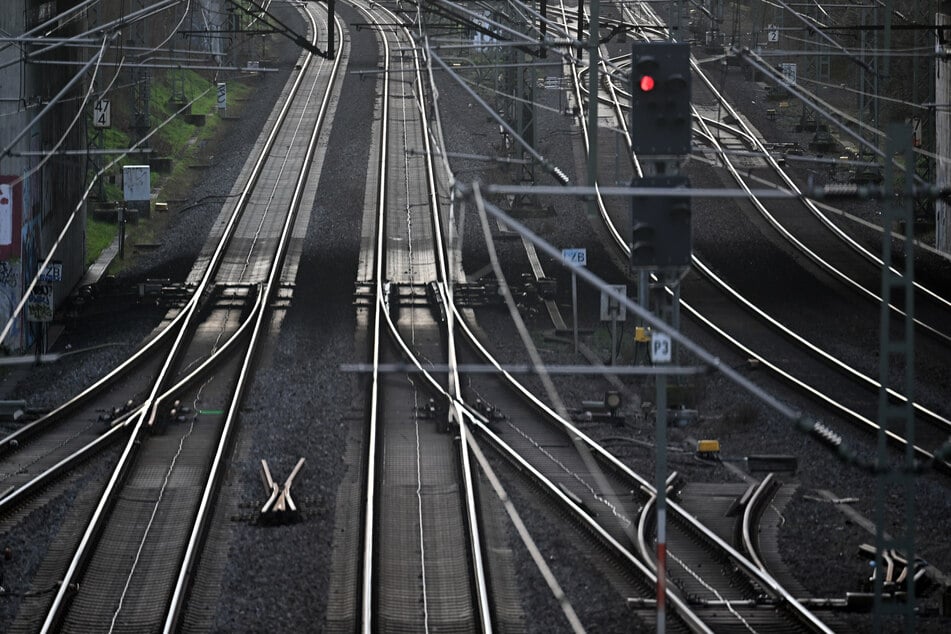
[562,248,587,267]
[39,261,63,282]
[93,99,111,128]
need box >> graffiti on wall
[19,216,42,351]
[0,259,21,351]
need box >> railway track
[0,316,182,519]
[359,1,951,629]
[397,4,834,629]
[575,3,951,473]
[0,4,343,631]
[355,1,489,629]
[5,0,946,630]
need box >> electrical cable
[10,36,122,189]
[0,32,119,164]
[0,0,183,72]
[0,86,212,347]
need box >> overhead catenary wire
[769,0,875,73]
[471,183,640,545]
[0,31,120,163]
[738,49,892,159]
[0,86,212,347]
[464,432,585,633]
[9,34,117,188]
[459,186,944,474]
[0,0,184,72]
[428,48,570,184]
[1,0,197,158]
[0,0,222,341]
[751,56,937,112]
[424,0,560,46]
[0,0,102,57]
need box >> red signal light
[639,75,655,92]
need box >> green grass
[86,217,117,267]
[87,67,257,275]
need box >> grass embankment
[85,218,117,268]
[89,70,251,272]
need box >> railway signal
[630,42,692,156]
[630,176,692,269]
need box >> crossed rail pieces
[260,457,305,524]
[858,543,931,593]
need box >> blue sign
[561,248,587,266]
[38,261,62,282]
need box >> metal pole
[874,123,916,633]
[118,207,125,259]
[638,270,649,327]
[656,372,667,634]
[577,0,583,41]
[610,313,617,365]
[572,272,578,353]
[586,0,599,216]
[672,276,681,367]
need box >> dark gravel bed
[435,20,951,634]
[0,2,306,629]
[1,4,949,633]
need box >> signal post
[628,41,692,634]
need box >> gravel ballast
[1,3,949,632]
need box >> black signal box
[631,175,692,268]
[630,42,692,156]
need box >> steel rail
[685,224,951,435]
[39,4,329,630]
[636,484,776,631]
[586,19,951,463]
[678,54,951,337]
[362,268,711,631]
[0,287,266,515]
[431,4,720,629]
[469,411,713,632]
[358,1,491,627]
[358,0,392,627]
[453,284,833,632]
[533,4,836,631]
[684,114,946,468]
[164,6,345,627]
[0,306,188,454]
[386,286,712,630]
[0,411,137,512]
[365,33,719,614]
[693,75,951,342]
[602,3,950,468]
[635,473,678,572]
[742,474,780,573]
[409,16,494,631]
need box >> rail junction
[0,0,949,632]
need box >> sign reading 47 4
[93,99,111,128]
